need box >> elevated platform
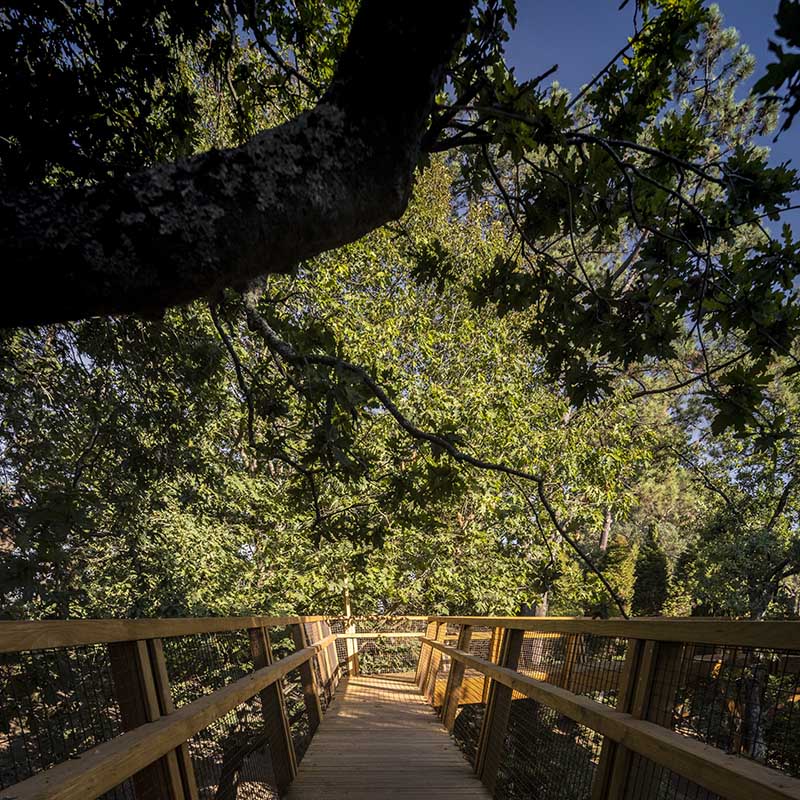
[285,673,490,799]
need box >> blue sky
[505,1,798,199]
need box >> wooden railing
[417,616,800,800]
[0,614,425,800]
[4,614,800,800]
[0,615,343,800]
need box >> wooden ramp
[285,673,490,799]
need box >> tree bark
[599,507,613,552]
[1,0,472,328]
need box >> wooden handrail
[423,637,800,800]
[0,615,327,653]
[336,632,423,639]
[427,616,800,649]
[0,634,336,800]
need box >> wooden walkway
[285,673,490,798]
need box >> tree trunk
[599,507,613,552]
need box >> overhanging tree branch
[1,0,472,328]
[242,287,630,618]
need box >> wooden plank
[415,620,438,687]
[320,619,340,694]
[0,616,320,653]
[326,615,429,621]
[284,674,490,799]
[475,628,524,794]
[249,626,297,793]
[594,639,642,800]
[423,638,800,800]
[3,637,336,800]
[442,625,473,731]
[335,632,423,639]
[292,623,323,736]
[559,633,580,690]
[148,639,199,800]
[423,622,448,703]
[108,640,183,800]
[428,616,800,649]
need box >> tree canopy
[2,0,800,621]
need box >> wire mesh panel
[491,696,604,800]
[651,641,800,777]
[0,645,123,789]
[452,695,487,768]
[516,632,628,707]
[449,627,496,767]
[188,697,278,800]
[162,627,303,797]
[354,618,426,675]
[623,755,719,800]
[283,666,312,761]
[568,635,627,706]
[163,630,255,708]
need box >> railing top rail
[427,615,800,649]
[326,615,428,620]
[2,634,336,800]
[0,615,327,653]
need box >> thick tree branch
[1,0,472,328]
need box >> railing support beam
[292,623,323,736]
[442,624,473,731]
[107,639,186,800]
[249,626,297,793]
[475,627,525,794]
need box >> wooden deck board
[285,673,490,799]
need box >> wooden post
[593,639,685,799]
[291,623,323,736]
[475,627,525,795]
[320,619,340,693]
[480,626,505,704]
[343,588,360,677]
[560,633,581,691]
[423,622,448,704]
[148,640,200,800]
[590,638,642,800]
[311,621,332,701]
[108,640,185,800]
[415,620,438,688]
[442,624,473,731]
[248,626,297,794]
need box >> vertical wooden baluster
[442,624,473,731]
[596,638,685,799]
[481,626,504,704]
[292,623,323,736]
[475,627,525,795]
[560,633,581,691]
[312,621,331,703]
[249,626,297,793]
[107,639,183,800]
[424,622,448,704]
[321,619,340,693]
[415,619,438,688]
[148,639,199,800]
[590,637,641,800]
[343,589,360,677]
